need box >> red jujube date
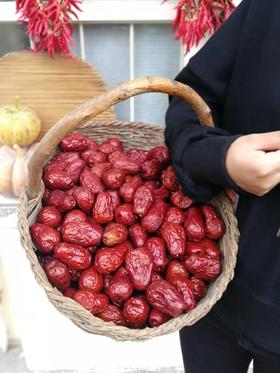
[161,166,178,191]
[184,254,222,281]
[94,241,131,274]
[108,272,133,306]
[109,150,140,175]
[37,206,62,228]
[115,204,136,226]
[80,169,105,193]
[92,192,113,224]
[170,191,192,210]
[74,290,108,314]
[81,149,107,165]
[98,304,126,326]
[125,247,153,290]
[200,205,225,239]
[46,190,76,212]
[107,190,121,210]
[146,279,185,317]
[54,243,92,270]
[185,239,221,258]
[184,207,205,241]
[119,176,143,203]
[79,268,103,293]
[102,223,128,247]
[102,167,125,190]
[133,186,154,217]
[123,296,150,328]
[161,223,186,258]
[43,169,74,190]
[165,260,189,284]
[149,308,170,327]
[141,199,167,233]
[62,221,102,247]
[141,159,161,180]
[30,223,61,254]
[127,148,148,165]
[148,146,170,164]
[146,237,168,272]
[190,278,207,301]
[44,258,71,291]
[165,207,184,225]
[60,133,90,152]
[99,138,124,154]
[90,162,112,178]
[174,278,196,311]
[128,223,147,248]
[63,209,88,225]
[72,186,95,213]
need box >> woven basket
[18,76,239,341]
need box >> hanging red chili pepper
[16,0,82,57]
[163,0,236,53]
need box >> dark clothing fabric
[165,0,280,354]
[179,308,280,373]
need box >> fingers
[248,131,280,151]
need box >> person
[165,0,280,372]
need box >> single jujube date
[37,206,62,228]
[44,258,71,291]
[123,296,150,328]
[102,223,128,247]
[54,243,92,270]
[30,223,61,254]
[79,268,103,293]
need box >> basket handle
[27,76,214,198]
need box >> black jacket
[165,0,280,353]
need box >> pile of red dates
[30,134,225,329]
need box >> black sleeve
[165,0,250,202]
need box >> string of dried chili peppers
[16,0,82,57]
[163,0,236,53]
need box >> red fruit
[115,204,136,226]
[151,272,163,282]
[128,224,147,248]
[92,192,113,224]
[185,239,221,258]
[141,159,161,180]
[30,223,61,254]
[62,221,102,247]
[161,166,178,191]
[141,199,168,233]
[79,268,103,293]
[190,278,207,301]
[119,176,143,203]
[161,223,186,258]
[148,146,170,164]
[67,159,86,183]
[99,138,124,154]
[98,304,126,326]
[143,181,159,190]
[102,223,128,247]
[54,243,92,270]
[146,237,168,272]
[170,191,193,209]
[123,296,150,328]
[47,190,76,212]
[200,205,225,239]
[80,169,105,193]
[90,162,112,178]
[174,278,196,311]
[81,149,107,165]
[63,209,88,225]
[43,169,74,190]
[103,274,113,295]
[109,150,140,175]
[184,207,205,241]
[102,167,125,189]
[184,254,222,281]
[133,186,154,217]
[60,133,90,152]
[165,207,185,225]
[127,148,148,165]
[74,290,108,314]
[37,206,62,228]
[149,308,170,327]
[166,260,189,284]
[107,190,121,210]
[44,152,81,173]
[72,187,95,213]
[125,247,153,290]
[44,258,71,291]
[94,241,131,274]
[153,186,170,201]
[63,287,78,299]
[146,279,185,317]
[108,272,133,306]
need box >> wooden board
[0,50,116,140]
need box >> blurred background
[0,0,242,372]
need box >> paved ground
[0,346,184,373]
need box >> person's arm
[165,0,250,202]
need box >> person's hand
[225,131,280,196]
